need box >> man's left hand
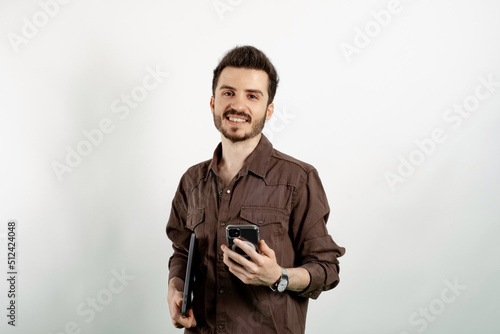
[221,239,282,287]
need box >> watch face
[277,279,288,292]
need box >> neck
[218,134,261,182]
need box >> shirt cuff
[168,259,186,282]
[294,262,325,299]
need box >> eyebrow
[219,85,264,96]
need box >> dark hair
[212,45,279,105]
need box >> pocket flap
[240,206,286,225]
[186,208,205,230]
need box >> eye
[223,91,233,96]
[248,94,257,99]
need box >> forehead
[217,67,269,93]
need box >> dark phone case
[226,225,260,258]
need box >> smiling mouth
[227,116,248,123]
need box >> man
[166,45,345,333]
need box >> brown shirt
[167,135,345,334]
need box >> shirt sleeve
[166,183,191,282]
[290,168,346,299]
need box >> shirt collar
[206,134,273,180]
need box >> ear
[265,103,274,121]
[210,96,215,115]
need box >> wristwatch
[271,267,289,293]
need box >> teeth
[228,117,247,123]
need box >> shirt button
[226,189,231,194]
[257,220,263,224]
[218,190,222,196]
[220,222,225,227]
[219,289,224,294]
[218,325,224,330]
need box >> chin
[222,130,254,143]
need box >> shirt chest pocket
[239,206,288,240]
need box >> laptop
[181,232,196,317]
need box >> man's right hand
[168,277,197,329]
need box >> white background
[1,0,500,333]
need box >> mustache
[223,108,251,122]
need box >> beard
[213,108,266,143]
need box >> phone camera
[229,228,240,238]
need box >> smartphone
[226,225,260,259]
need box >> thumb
[259,239,275,257]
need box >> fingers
[168,293,184,328]
[178,307,197,328]
[185,308,197,327]
[222,245,252,269]
[222,250,256,284]
[169,299,184,328]
[168,287,197,329]
[173,310,197,329]
[221,239,276,269]
[171,303,197,328]
[222,240,282,286]
[233,238,260,261]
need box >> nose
[230,93,247,112]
